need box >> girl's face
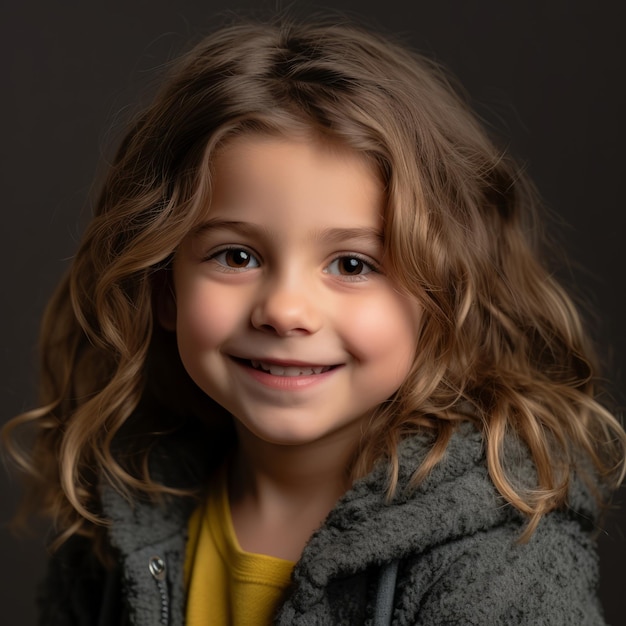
[164,135,419,450]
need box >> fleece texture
[38,423,607,625]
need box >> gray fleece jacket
[39,423,607,625]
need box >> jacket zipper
[148,555,170,625]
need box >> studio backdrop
[2,2,624,625]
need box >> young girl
[4,17,625,626]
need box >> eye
[209,247,260,271]
[325,255,377,280]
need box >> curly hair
[4,17,625,551]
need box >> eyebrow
[190,219,384,246]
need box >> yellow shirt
[184,468,295,625]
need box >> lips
[249,360,334,377]
[231,356,338,377]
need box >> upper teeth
[250,360,330,376]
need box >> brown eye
[225,249,252,267]
[325,255,375,279]
[339,257,365,274]
[211,248,260,270]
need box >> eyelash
[205,246,380,281]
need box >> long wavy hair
[4,17,625,552]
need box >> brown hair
[4,17,625,550]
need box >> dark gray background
[2,1,624,624]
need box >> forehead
[202,134,385,231]
[211,132,380,186]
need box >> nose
[250,273,322,336]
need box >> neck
[230,423,358,508]
[227,423,361,560]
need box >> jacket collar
[285,423,599,613]
[101,421,599,611]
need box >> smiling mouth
[236,358,337,377]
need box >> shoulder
[386,425,605,624]
[397,510,604,625]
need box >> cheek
[343,291,419,367]
[176,282,245,347]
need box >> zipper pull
[148,555,170,625]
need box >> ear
[154,270,177,331]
